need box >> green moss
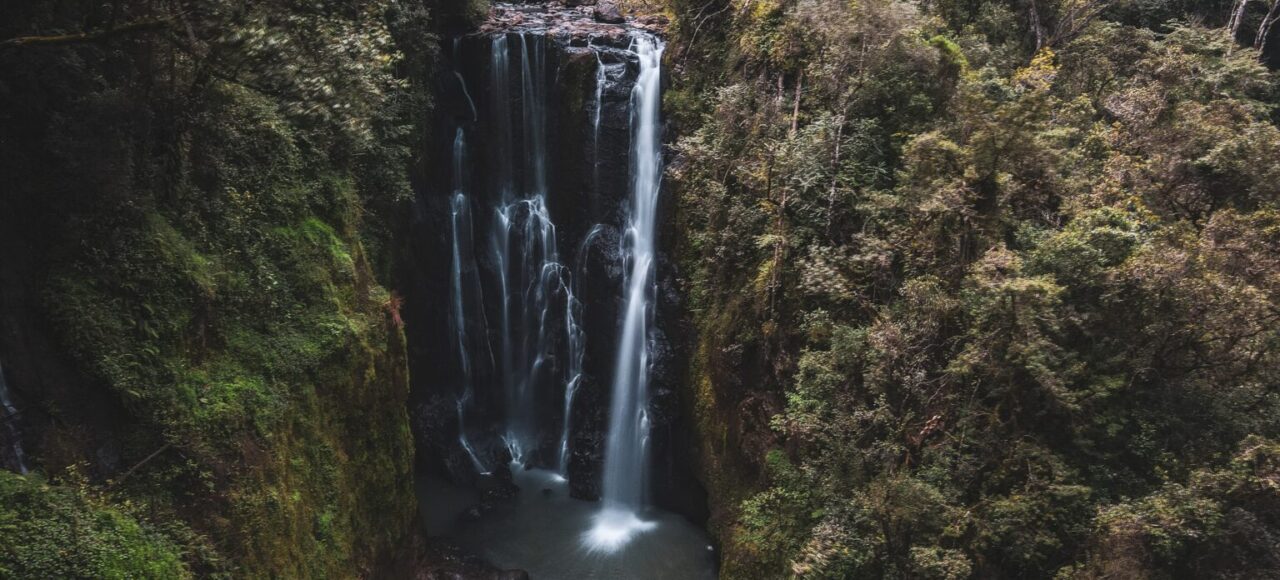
[34,78,415,578]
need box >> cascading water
[454,72,478,122]
[452,26,670,506]
[558,224,602,473]
[585,33,666,553]
[593,51,606,189]
[552,54,607,475]
[489,33,566,466]
[0,362,28,475]
[488,34,518,463]
[449,129,490,475]
[420,9,713,576]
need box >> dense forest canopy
[0,0,1277,577]
[666,0,1280,577]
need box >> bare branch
[0,19,168,51]
[110,443,173,487]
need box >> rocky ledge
[478,2,669,46]
[384,525,530,580]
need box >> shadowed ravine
[5,0,1279,577]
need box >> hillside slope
[665,0,1280,576]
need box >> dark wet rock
[478,467,520,502]
[411,393,511,489]
[459,501,501,523]
[567,421,603,500]
[593,1,625,23]
[638,14,669,26]
[461,505,483,522]
[379,522,529,580]
[476,3,652,45]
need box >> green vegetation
[0,471,190,578]
[668,0,1280,577]
[3,0,1278,577]
[0,0,453,576]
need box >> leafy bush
[0,472,190,579]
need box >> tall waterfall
[422,11,714,574]
[602,34,664,511]
[586,33,665,553]
[439,28,669,518]
[488,34,518,462]
[448,128,489,475]
[489,33,566,466]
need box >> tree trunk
[1229,0,1252,37]
[0,19,167,50]
[1257,0,1280,66]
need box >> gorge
[3,0,1280,578]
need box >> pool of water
[419,466,718,579]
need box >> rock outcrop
[476,2,667,43]
[593,0,625,24]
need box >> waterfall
[454,72,478,122]
[547,43,612,475]
[602,33,664,511]
[441,29,669,524]
[487,36,512,453]
[488,33,563,466]
[489,33,519,462]
[558,224,603,473]
[0,362,29,475]
[586,33,665,553]
[424,16,717,572]
[593,52,606,177]
[449,129,489,475]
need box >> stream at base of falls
[419,467,716,579]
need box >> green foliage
[0,472,190,579]
[672,0,1280,577]
[1078,436,1280,577]
[38,89,416,572]
[0,0,427,576]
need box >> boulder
[639,14,670,26]
[593,1,625,23]
[381,530,531,580]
